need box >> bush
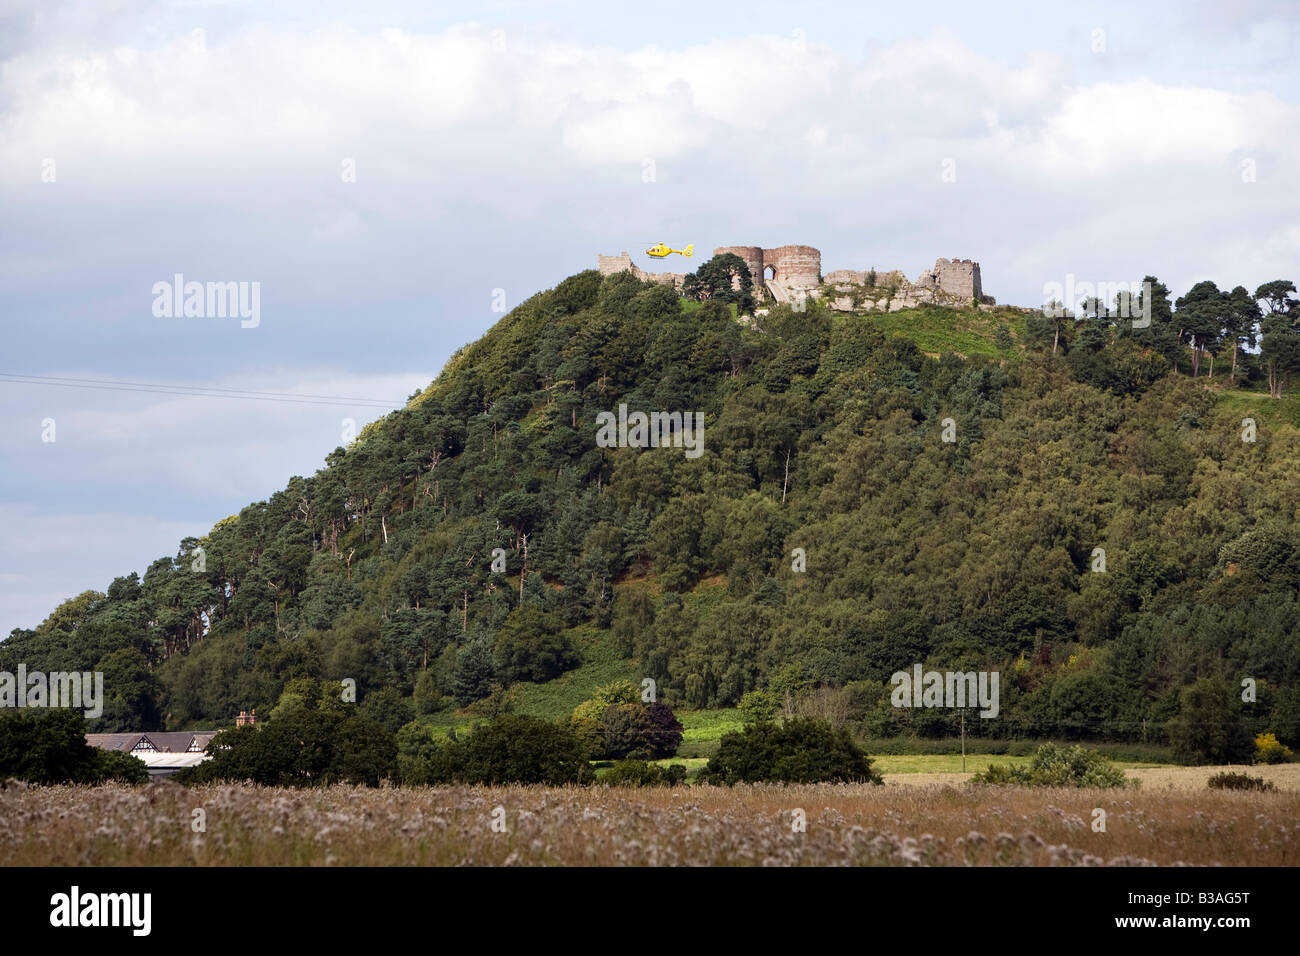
[1254,732,1292,765]
[600,701,683,760]
[601,759,687,787]
[91,748,150,785]
[698,718,882,785]
[404,714,594,786]
[600,703,647,759]
[971,743,1130,788]
[639,702,684,759]
[1207,771,1276,792]
[0,709,146,785]
[738,689,778,725]
[572,685,682,760]
[1167,677,1254,765]
[178,707,397,787]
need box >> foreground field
[3,779,1296,866]
[886,763,1300,791]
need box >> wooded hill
[6,265,1300,753]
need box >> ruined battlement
[919,258,984,302]
[595,246,994,308]
[712,244,821,289]
[596,252,685,290]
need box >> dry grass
[887,763,1300,791]
[2,778,1296,866]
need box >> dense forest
[6,263,1300,753]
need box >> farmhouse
[86,730,217,777]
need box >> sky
[1,0,1298,637]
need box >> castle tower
[712,246,764,287]
[933,258,983,301]
[763,245,821,289]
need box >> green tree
[699,717,882,785]
[0,709,145,784]
[1220,285,1260,383]
[1175,281,1226,378]
[492,607,578,685]
[406,714,593,785]
[1255,279,1298,318]
[683,253,754,308]
[1167,677,1254,765]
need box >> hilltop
[4,264,1300,760]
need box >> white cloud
[2,6,1300,637]
[1,17,1295,304]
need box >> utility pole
[961,712,966,773]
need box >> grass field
[5,778,1295,866]
[513,627,640,720]
[871,754,1166,774]
[854,304,1026,359]
[1214,386,1300,429]
[888,763,1300,791]
[681,712,743,749]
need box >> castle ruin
[597,245,995,311]
[711,245,822,292]
[596,252,688,291]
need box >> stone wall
[597,252,638,277]
[825,268,909,289]
[596,252,685,290]
[598,247,993,308]
[712,244,821,296]
[713,246,765,289]
[763,244,821,288]
[934,258,982,301]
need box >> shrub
[640,702,684,759]
[0,709,146,785]
[1254,732,1292,765]
[738,689,778,725]
[404,714,594,786]
[1207,771,1276,792]
[1167,677,1254,765]
[600,703,647,759]
[574,686,682,760]
[178,708,397,787]
[972,743,1129,788]
[698,718,882,785]
[601,760,687,787]
[91,748,150,785]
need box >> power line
[0,373,408,409]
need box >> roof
[85,731,219,754]
[132,752,212,777]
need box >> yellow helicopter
[644,242,694,259]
